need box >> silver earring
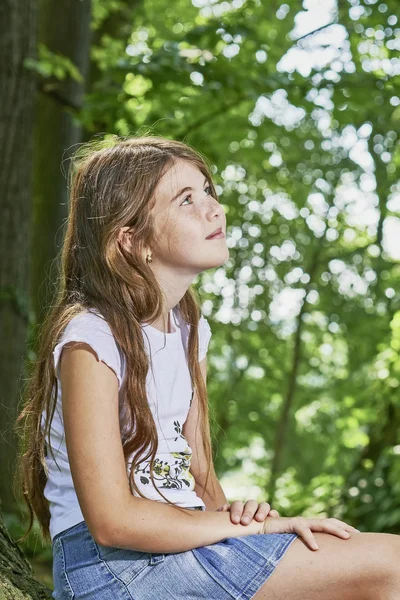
[146,253,152,263]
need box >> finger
[324,522,352,540]
[309,520,351,540]
[268,509,280,517]
[250,501,271,522]
[292,523,319,551]
[327,518,361,533]
[241,499,261,524]
[323,520,353,539]
[229,500,244,523]
[337,523,360,533]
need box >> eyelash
[180,184,213,206]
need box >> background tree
[31,0,91,324]
[0,0,37,516]
[0,0,52,596]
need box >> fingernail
[217,507,223,511]
[233,515,240,522]
[242,517,250,523]
[312,543,319,550]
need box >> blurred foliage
[20,1,400,578]
[24,42,84,82]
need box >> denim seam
[238,555,276,600]
[191,549,239,599]
[93,540,149,592]
[57,538,75,600]
[239,534,299,600]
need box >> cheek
[168,216,204,255]
[175,212,203,239]
[169,227,196,251]
[156,210,206,255]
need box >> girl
[16,135,399,599]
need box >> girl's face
[150,159,229,275]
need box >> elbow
[92,527,112,548]
[91,521,146,552]
[87,522,111,547]
[85,497,131,547]
[87,517,121,548]
[92,525,126,548]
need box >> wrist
[221,512,263,538]
[258,516,275,535]
[250,518,265,535]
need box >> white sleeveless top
[41,306,212,541]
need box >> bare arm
[60,343,261,554]
[110,496,260,553]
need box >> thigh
[251,532,400,600]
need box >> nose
[206,195,224,221]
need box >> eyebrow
[170,176,209,202]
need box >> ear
[117,226,134,253]
[117,227,150,262]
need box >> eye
[180,184,213,206]
[180,194,193,206]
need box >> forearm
[194,474,228,511]
[101,495,261,553]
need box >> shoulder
[53,310,124,387]
[61,309,115,339]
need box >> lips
[206,227,223,239]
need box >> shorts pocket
[52,538,75,599]
[94,542,153,586]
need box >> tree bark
[31,0,92,323]
[0,505,51,599]
[0,0,37,514]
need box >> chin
[204,251,230,270]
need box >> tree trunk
[268,249,320,503]
[31,0,92,323]
[0,505,51,599]
[0,0,37,514]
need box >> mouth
[206,227,225,240]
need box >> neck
[149,309,174,334]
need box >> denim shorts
[52,509,298,600]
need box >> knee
[371,535,400,597]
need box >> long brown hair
[14,133,218,543]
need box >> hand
[259,516,361,551]
[217,500,280,526]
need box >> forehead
[155,159,204,202]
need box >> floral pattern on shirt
[133,420,195,490]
